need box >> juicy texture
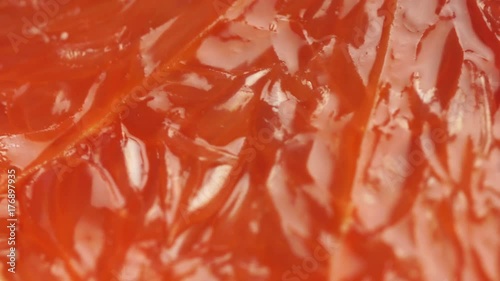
[0,0,499,280]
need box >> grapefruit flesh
[0,0,499,280]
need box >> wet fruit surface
[0,0,499,280]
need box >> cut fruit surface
[0,0,499,280]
